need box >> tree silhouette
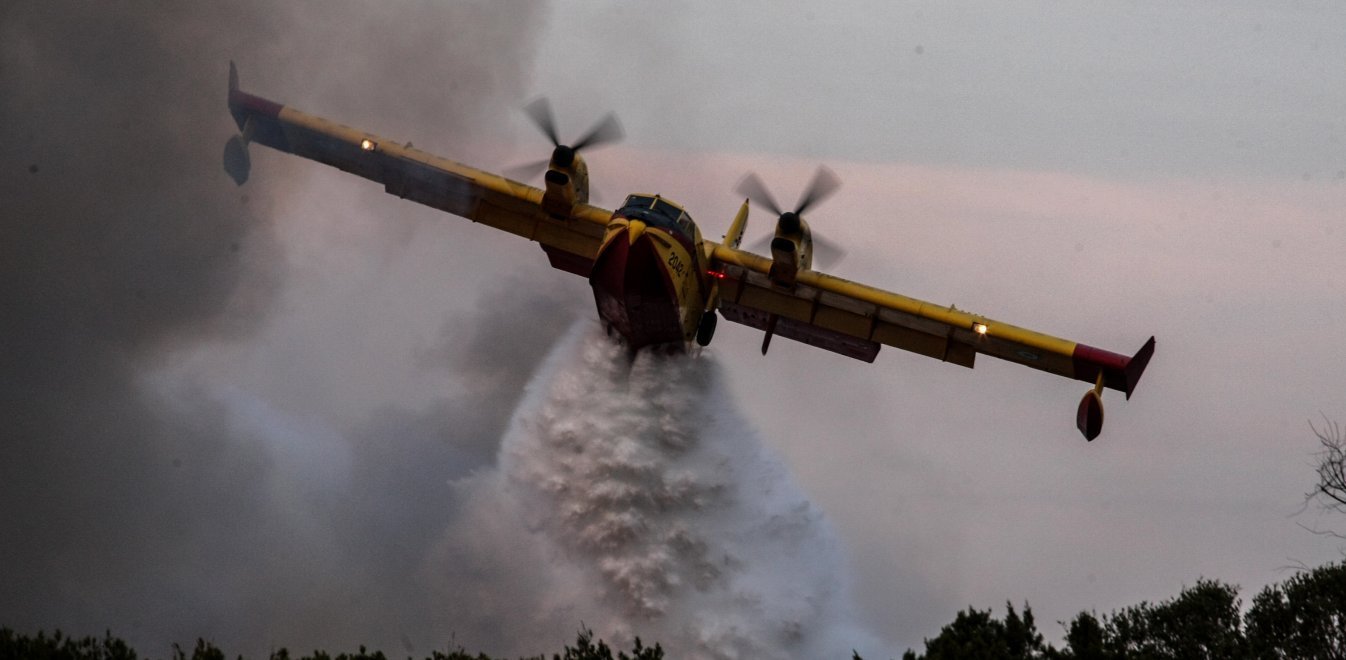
[551,628,661,660]
[1100,579,1244,659]
[1052,611,1106,660]
[1308,416,1346,542]
[1246,562,1346,660]
[901,602,1046,660]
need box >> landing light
[973,322,989,335]
[360,139,376,151]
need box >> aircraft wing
[224,63,610,276]
[707,243,1155,398]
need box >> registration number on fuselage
[666,252,687,278]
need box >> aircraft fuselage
[590,195,708,350]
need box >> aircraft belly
[590,230,689,349]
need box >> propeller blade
[572,112,624,152]
[735,172,783,217]
[502,158,552,182]
[522,97,561,147]
[794,165,841,216]
[746,233,773,254]
[811,232,848,269]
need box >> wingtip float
[223,63,1154,441]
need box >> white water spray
[432,322,872,659]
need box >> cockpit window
[653,198,680,218]
[619,194,694,241]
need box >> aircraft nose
[627,219,646,242]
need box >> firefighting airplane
[223,63,1153,440]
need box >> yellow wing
[224,63,611,276]
[706,242,1155,398]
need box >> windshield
[619,195,694,241]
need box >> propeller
[736,166,847,267]
[737,166,840,219]
[505,97,624,181]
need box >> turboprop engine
[736,166,843,287]
[508,97,622,219]
[767,211,813,285]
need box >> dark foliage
[1098,579,1244,659]
[9,564,1346,660]
[549,628,661,660]
[1246,561,1346,660]
[899,563,1346,660]
[0,629,659,660]
[0,628,138,660]
[1053,611,1106,660]
[900,602,1046,660]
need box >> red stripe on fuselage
[228,90,283,129]
[1071,343,1130,389]
[227,90,294,154]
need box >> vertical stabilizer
[723,199,750,249]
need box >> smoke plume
[0,4,875,658]
[0,2,551,656]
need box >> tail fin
[723,199,750,249]
[1122,336,1156,400]
[229,60,239,93]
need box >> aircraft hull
[590,226,688,349]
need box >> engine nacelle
[541,148,590,218]
[768,236,799,285]
[767,213,813,286]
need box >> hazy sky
[3,2,1345,658]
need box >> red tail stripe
[228,90,283,128]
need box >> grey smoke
[0,4,879,658]
[0,2,553,656]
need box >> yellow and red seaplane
[223,63,1153,440]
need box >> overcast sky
[3,2,1345,658]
